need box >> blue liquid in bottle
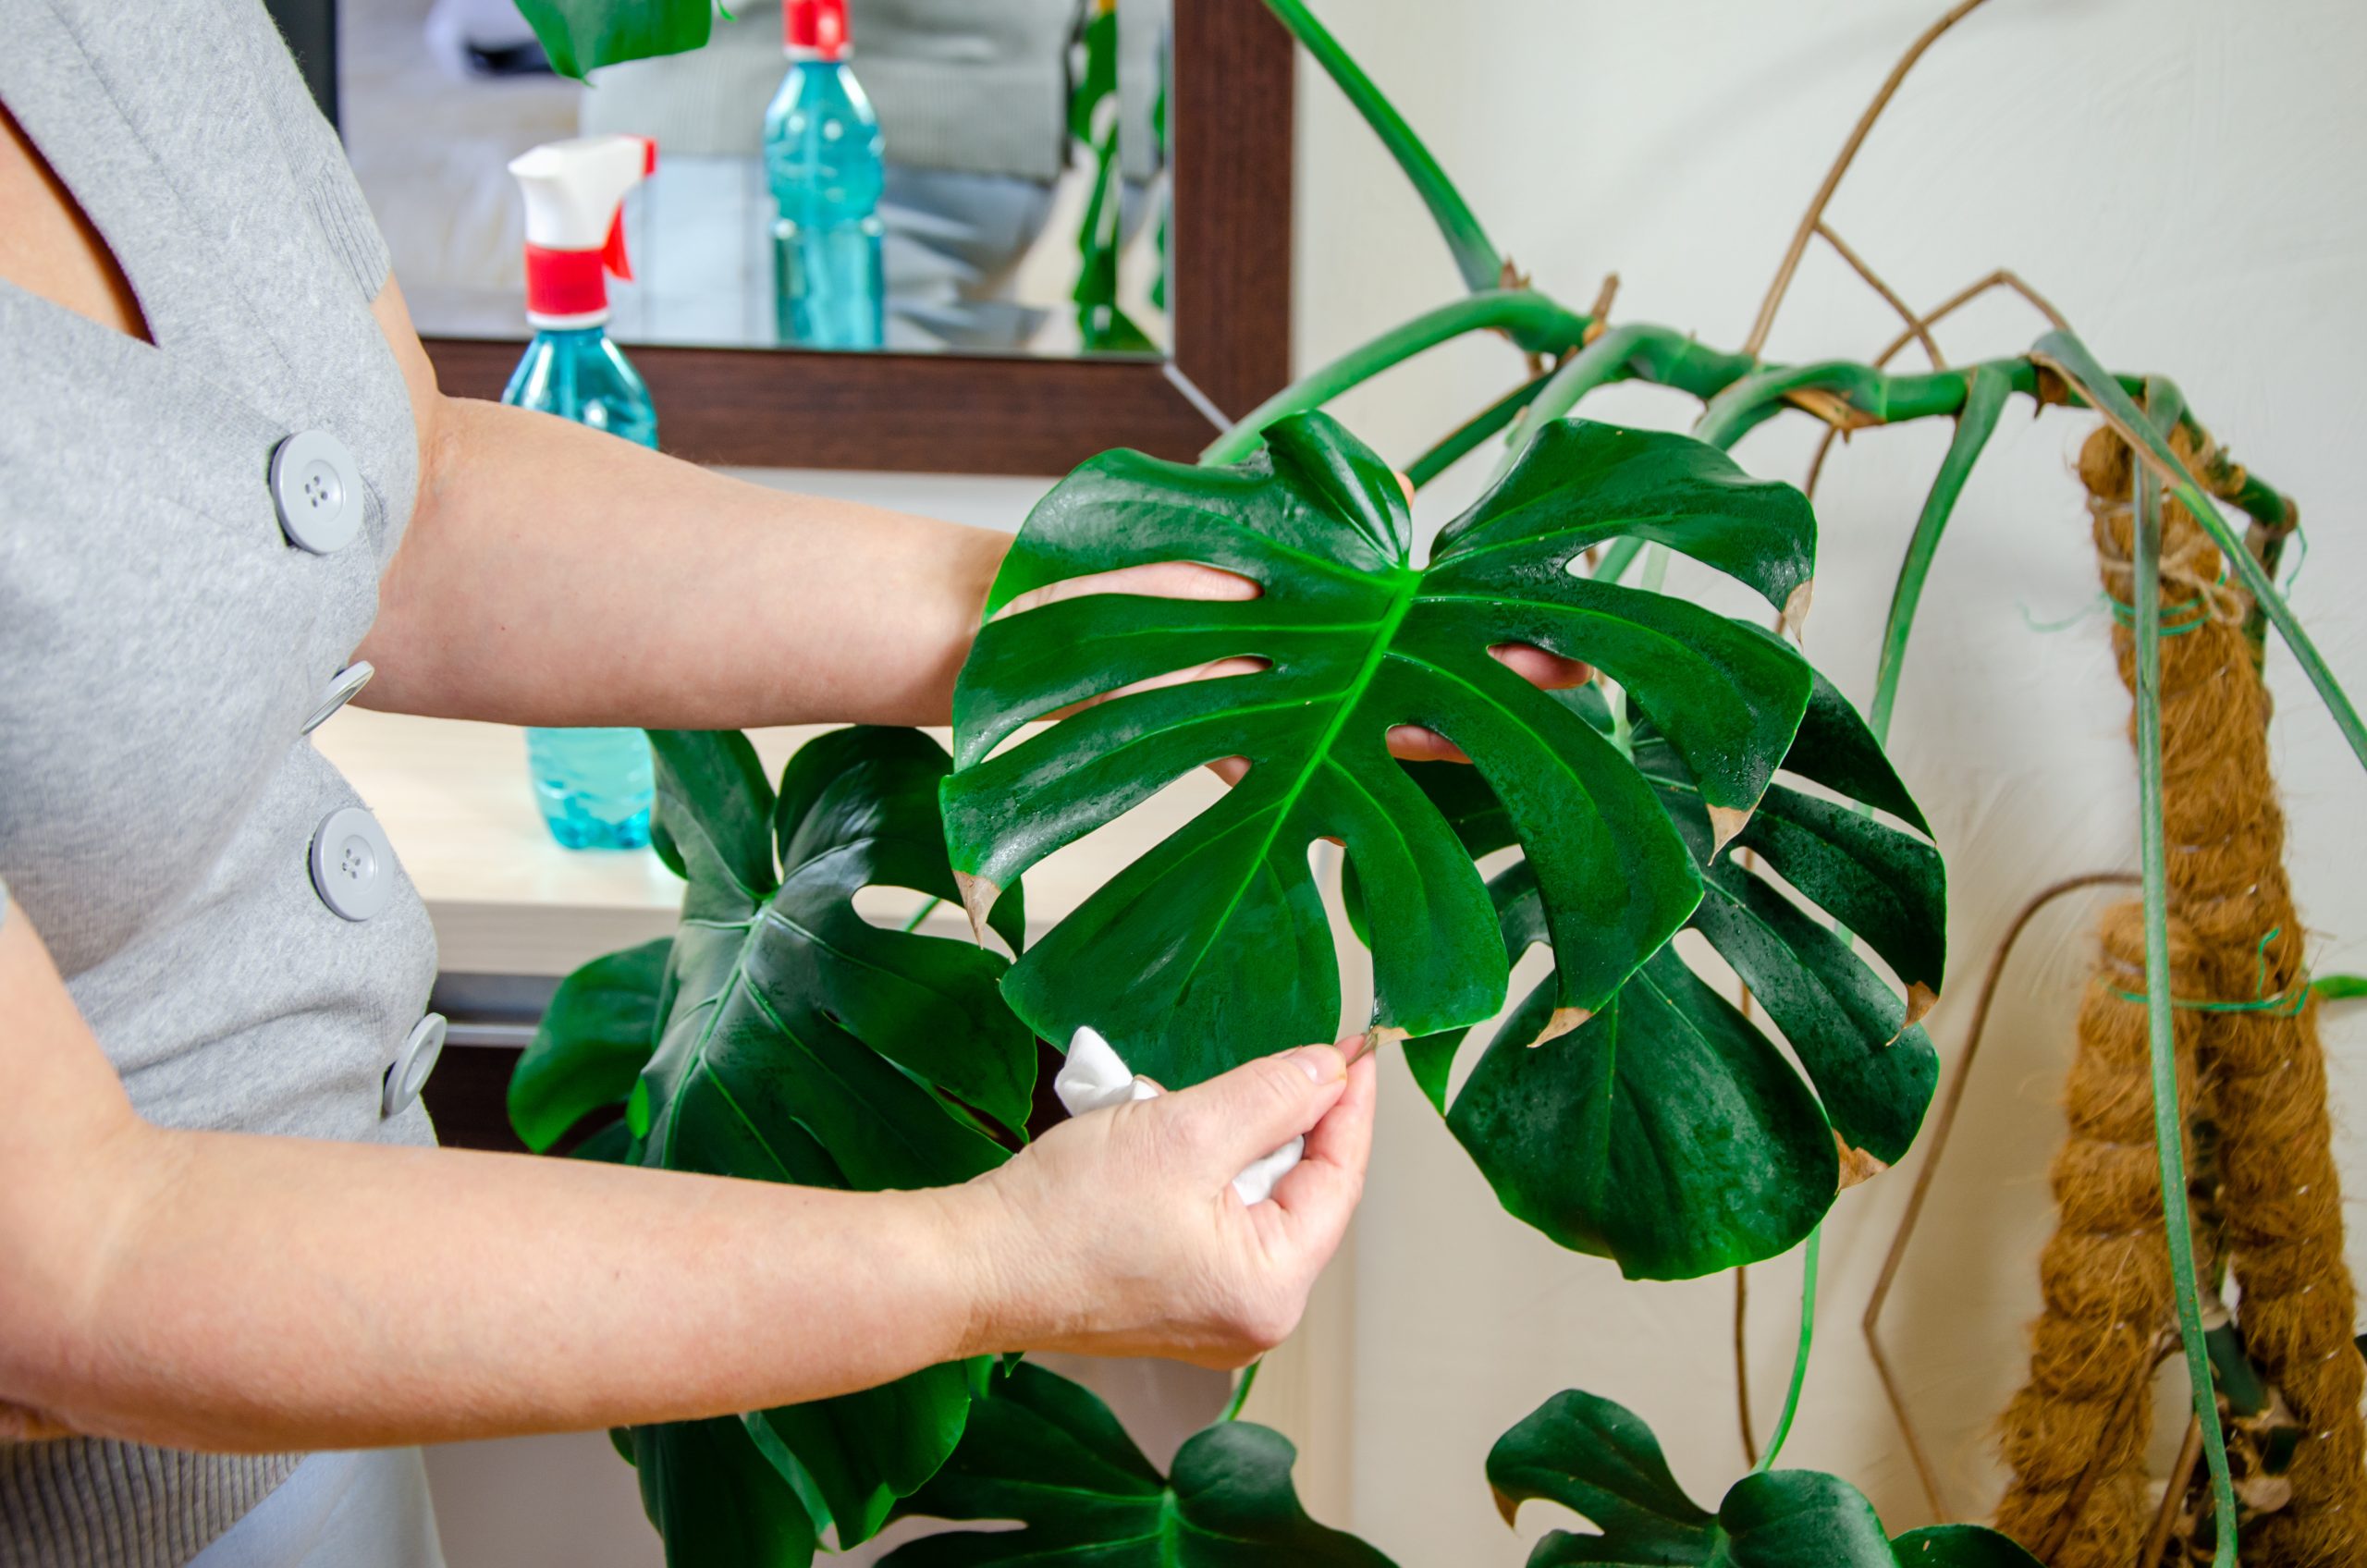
[765,12,885,349]
[502,327,656,850]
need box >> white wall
[1289,0,2367,1562]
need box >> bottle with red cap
[764,0,886,349]
[503,133,658,850]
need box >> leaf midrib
[1160,568,1423,1022]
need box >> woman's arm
[357,283,1012,729]
[355,283,1585,735]
[0,905,1372,1452]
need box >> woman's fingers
[1161,1046,1347,1182]
[1380,645,1595,764]
[1492,642,1593,691]
[1263,1051,1377,1251]
[994,560,1259,623]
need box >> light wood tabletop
[313,707,1227,978]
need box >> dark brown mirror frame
[414,0,1294,477]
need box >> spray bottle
[504,133,658,850]
[764,0,886,349]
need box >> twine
[1995,426,2367,1567]
[2116,927,2316,1019]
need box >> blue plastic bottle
[765,0,885,349]
[503,134,660,850]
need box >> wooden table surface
[313,707,1226,979]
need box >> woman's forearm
[361,393,1008,729]
[3,905,1368,1452]
[26,1121,988,1452]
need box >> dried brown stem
[1817,223,1945,368]
[1741,0,2001,359]
[1584,272,1622,345]
[1861,869,2140,1522]
[2144,1413,2206,1565]
[1872,267,2069,367]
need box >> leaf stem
[1753,1223,1820,1473]
[1869,363,2010,742]
[2130,398,2241,1567]
[1257,0,1503,295]
[901,898,941,933]
[1591,536,1646,586]
[1407,373,1551,489]
[1202,292,1589,466]
[1221,1359,1261,1423]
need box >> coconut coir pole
[1992,903,2204,1565]
[2085,426,2365,1565]
[1995,430,2364,1565]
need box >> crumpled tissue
[1054,1027,1306,1206]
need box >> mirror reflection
[342,0,1173,357]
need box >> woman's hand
[950,1043,1377,1367]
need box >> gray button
[382,1012,447,1119]
[307,805,395,922]
[269,429,362,554]
[300,660,374,736]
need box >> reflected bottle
[765,0,885,349]
[503,134,660,850]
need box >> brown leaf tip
[1781,579,1815,642]
[1360,1024,1410,1062]
[1903,982,1938,1030]
[954,871,1000,946]
[1708,805,1752,861]
[1834,1133,1890,1190]
[1490,1486,1523,1529]
[1529,1006,1590,1047]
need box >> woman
[0,1,1583,1562]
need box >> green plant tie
[2104,591,2218,637]
[2020,593,2110,637]
[2116,925,2312,1017]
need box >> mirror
[341,0,1174,360]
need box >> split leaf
[1488,1389,2039,1567]
[508,937,668,1153]
[946,411,1816,1088]
[883,1362,1395,1566]
[527,727,1036,1564]
[1405,669,1944,1279]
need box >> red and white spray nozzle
[783,0,851,60]
[508,133,657,328]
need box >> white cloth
[1055,1029,1306,1205]
[186,1450,446,1568]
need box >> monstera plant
[502,0,2366,1560]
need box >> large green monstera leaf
[1489,1390,2039,1567]
[882,1362,1395,1567]
[944,411,1817,1089]
[1399,670,1944,1280]
[508,726,1036,1564]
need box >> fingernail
[1285,1045,1344,1083]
